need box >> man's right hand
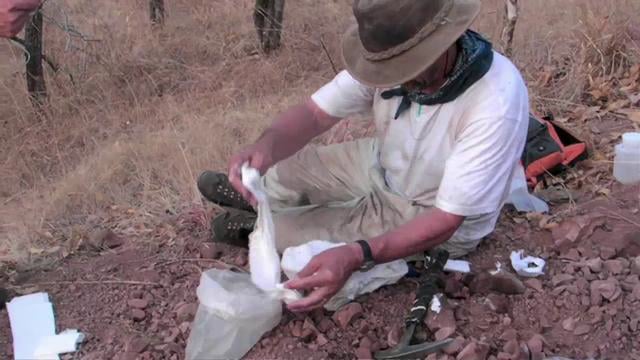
[227,137,275,205]
[0,0,41,38]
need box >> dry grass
[0,0,638,268]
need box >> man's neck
[419,45,458,95]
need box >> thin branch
[607,210,640,228]
[18,280,162,287]
[155,258,246,272]
[319,36,338,75]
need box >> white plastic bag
[185,269,282,360]
[242,165,301,302]
[186,165,303,360]
[281,240,408,311]
[506,164,549,213]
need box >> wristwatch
[355,240,376,272]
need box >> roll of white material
[281,240,408,311]
[241,164,301,303]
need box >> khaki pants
[264,138,479,258]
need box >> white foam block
[7,293,84,360]
[7,293,57,360]
[34,330,85,359]
[443,259,471,273]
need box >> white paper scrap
[7,292,84,360]
[510,250,546,277]
[35,330,85,359]
[443,259,471,273]
[430,295,442,314]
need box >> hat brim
[341,0,481,88]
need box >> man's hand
[227,137,275,206]
[227,100,341,206]
[285,243,363,312]
[0,0,41,38]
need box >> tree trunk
[25,10,46,108]
[500,0,519,57]
[254,0,285,54]
[150,0,165,27]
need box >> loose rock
[486,293,509,314]
[499,328,518,342]
[552,274,575,287]
[524,279,543,292]
[574,324,591,335]
[359,336,373,350]
[619,231,640,257]
[445,275,467,298]
[527,335,544,360]
[561,248,581,261]
[131,309,146,322]
[490,272,526,295]
[443,336,466,355]
[234,253,248,267]
[174,302,197,323]
[127,298,148,309]
[291,321,303,337]
[621,275,639,291]
[178,322,190,335]
[590,278,622,303]
[126,337,149,354]
[332,302,363,329]
[317,318,334,333]
[503,339,520,355]
[631,257,640,275]
[426,308,457,332]
[562,317,576,332]
[355,346,372,360]
[90,229,125,249]
[316,334,329,346]
[600,246,617,260]
[386,324,403,348]
[603,259,625,275]
[457,341,490,360]
[435,326,456,341]
[585,258,603,273]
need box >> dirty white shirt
[311,52,529,243]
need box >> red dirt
[2,112,640,360]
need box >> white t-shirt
[311,52,529,243]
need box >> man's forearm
[352,209,464,265]
[258,99,340,164]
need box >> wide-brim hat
[342,0,481,88]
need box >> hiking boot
[197,171,254,212]
[211,208,256,248]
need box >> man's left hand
[285,244,363,312]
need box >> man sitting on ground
[198,0,529,311]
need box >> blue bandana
[381,30,494,119]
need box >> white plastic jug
[613,132,640,185]
[185,269,282,360]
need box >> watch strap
[356,239,375,270]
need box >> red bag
[521,114,588,187]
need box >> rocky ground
[2,90,640,359]
[1,177,639,359]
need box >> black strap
[381,88,412,120]
[356,239,374,264]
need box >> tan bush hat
[342,0,481,88]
